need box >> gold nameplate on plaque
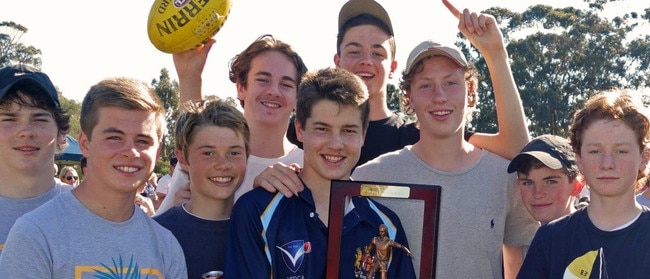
[359,184,411,198]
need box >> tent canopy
[55,134,82,163]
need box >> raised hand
[442,0,504,54]
[172,38,216,104]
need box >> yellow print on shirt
[74,255,162,279]
[563,249,600,279]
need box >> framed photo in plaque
[326,179,442,279]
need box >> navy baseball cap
[507,135,576,173]
[0,64,60,108]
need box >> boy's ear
[640,146,650,173]
[56,132,67,151]
[79,131,90,157]
[294,118,304,143]
[236,82,246,102]
[174,150,189,170]
[466,80,477,107]
[571,176,586,196]
[388,59,397,79]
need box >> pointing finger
[442,0,461,19]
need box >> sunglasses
[65,176,79,181]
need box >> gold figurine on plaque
[355,224,413,279]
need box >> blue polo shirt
[224,184,415,279]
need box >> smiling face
[518,166,580,224]
[79,107,160,195]
[180,125,247,203]
[406,56,468,139]
[296,100,365,184]
[0,96,62,176]
[237,50,298,128]
[335,24,396,99]
[576,119,644,200]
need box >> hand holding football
[147,0,231,54]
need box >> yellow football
[147,0,231,54]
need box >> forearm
[502,243,523,279]
[471,49,529,159]
[178,74,203,106]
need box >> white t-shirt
[156,174,172,195]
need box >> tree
[151,68,179,174]
[463,0,650,137]
[0,21,42,68]
[58,93,81,138]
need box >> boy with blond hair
[155,96,250,279]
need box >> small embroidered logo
[277,240,311,273]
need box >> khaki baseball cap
[338,0,393,36]
[404,40,468,75]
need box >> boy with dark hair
[518,90,650,278]
[507,135,584,224]
[224,68,414,279]
[0,76,187,278]
[0,65,71,255]
[154,96,250,279]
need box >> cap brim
[507,152,564,173]
[405,44,468,75]
[0,73,60,108]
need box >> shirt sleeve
[504,178,540,248]
[517,228,549,279]
[0,218,53,278]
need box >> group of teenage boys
[1,0,649,278]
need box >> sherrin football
[147,0,231,54]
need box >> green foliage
[467,1,650,138]
[58,92,81,137]
[151,68,179,175]
[0,21,41,67]
[386,83,401,112]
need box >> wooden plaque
[326,179,442,279]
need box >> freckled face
[518,167,577,224]
[406,56,468,138]
[576,119,644,199]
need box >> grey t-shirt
[352,146,539,278]
[0,181,72,255]
[0,190,187,278]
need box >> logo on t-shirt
[277,240,311,273]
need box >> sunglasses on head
[65,176,79,181]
